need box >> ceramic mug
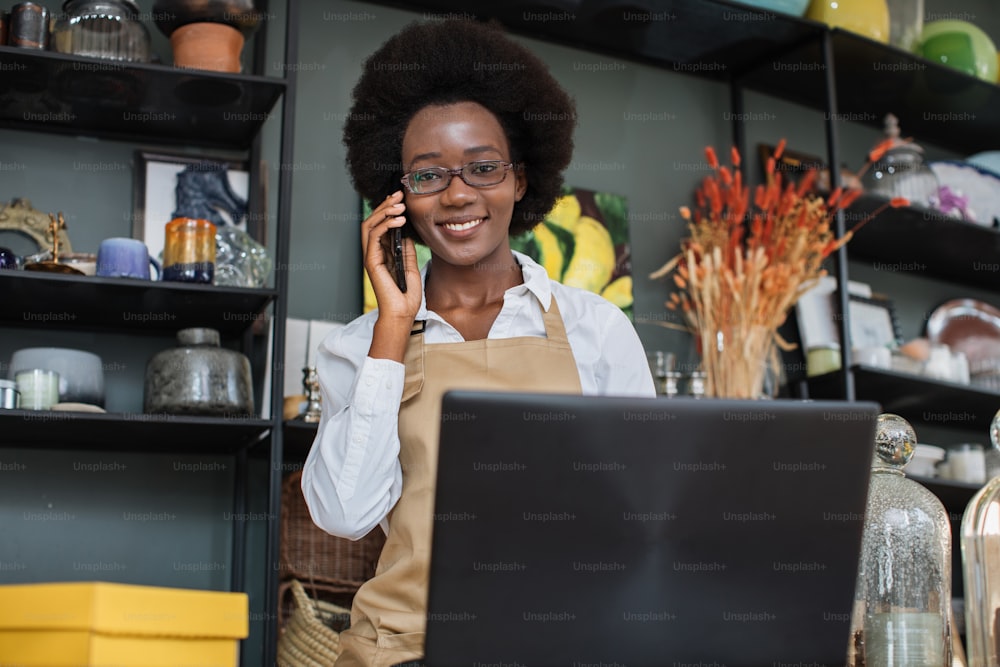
[96,237,161,279]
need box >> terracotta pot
[170,22,244,73]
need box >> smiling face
[400,101,527,270]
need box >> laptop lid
[425,390,879,667]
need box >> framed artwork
[132,151,250,261]
[360,186,633,318]
[848,294,902,350]
[795,278,901,353]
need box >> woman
[302,17,655,667]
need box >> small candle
[807,344,841,377]
[15,369,60,410]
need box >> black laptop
[424,390,880,667]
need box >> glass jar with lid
[848,413,953,667]
[961,409,1000,667]
[51,0,151,62]
[861,114,939,208]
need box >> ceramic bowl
[965,151,1000,176]
[806,0,890,43]
[58,252,98,276]
[906,444,946,478]
[8,347,105,407]
[919,20,998,82]
[737,0,810,17]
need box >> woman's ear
[514,166,527,202]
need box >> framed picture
[132,151,250,261]
[848,294,902,350]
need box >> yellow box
[0,581,248,667]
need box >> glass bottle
[886,0,923,52]
[961,409,1000,667]
[849,413,953,667]
[861,114,940,208]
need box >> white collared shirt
[301,251,655,539]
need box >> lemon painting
[362,187,632,318]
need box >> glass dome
[861,114,940,208]
[850,413,953,667]
[961,408,1000,666]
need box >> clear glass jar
[886,0,924,52]
[861,114,939,208]
[961,409,1000,667]
[849,414,953,667]
[51,0,151,62]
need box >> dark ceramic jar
[144,327,254,417]
[151,0,260,36]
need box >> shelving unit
[0,0,299,662]
[354,0,1000,618]
[0,45,285,149]
[0,270,277,334]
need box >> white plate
[928,161,1000,227]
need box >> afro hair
[342,18,577,237]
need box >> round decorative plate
[926,299,1000,375]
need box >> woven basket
[277,579,351,667]
[280,470,386,591]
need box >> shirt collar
[415,249,553,320]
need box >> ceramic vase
[144,328,254,417]
[151,0,259,72]
[806,0,890,44]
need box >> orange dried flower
[705,146,719,170]
[649,139,900,399]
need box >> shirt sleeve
[595,306,658,398]
[300,322,405,540]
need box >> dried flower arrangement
[651,139,907,399]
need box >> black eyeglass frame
[399,160,517,195]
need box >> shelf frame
[0,45,286,150]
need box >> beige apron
[335,297,583,667]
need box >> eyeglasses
[400,160,515,195]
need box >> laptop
[424,390,880,667]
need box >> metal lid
[0,379,17,389]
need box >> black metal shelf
[0,46,286,150]
[0,408,272,453]
[2,270,276,336]
[845,194,1000,290]
[807,365,1000,431]
[360,0,824,83]
[743,28,1000,153]
[360,1,1000,154]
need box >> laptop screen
[425,390,879,667]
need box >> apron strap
[540,296,571,347]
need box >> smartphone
[386,227,407,293]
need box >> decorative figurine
[302,366,322,423]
